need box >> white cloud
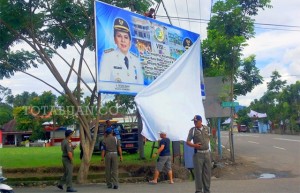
[253,0,300,26]
[236,0,300,106]
[237,82,268,106]
[238,40,300,106]
[244,31,300,62]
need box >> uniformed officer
[101,127,123,189]
[100,18,144,84]
[186,115,211,193]
[57,129,77,192]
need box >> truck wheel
[127,150,137,154]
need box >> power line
[185,0,191,30]
[156,15,300,32]
[255,26,300,32]
[210,0,214,19]
[156,15,210,22]
[262,75,300,78]
[199,0,202,33]
[173,0,181,27]
[255,23,300,28]
[157,15,300,28]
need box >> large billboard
[95,1,201,95]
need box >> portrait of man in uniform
[99,18,144,85]
[183,37,193,50]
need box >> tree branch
[21,70,64,95]
[66,58,75,84]
[4,62,63,95]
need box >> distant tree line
[236,71,300,133]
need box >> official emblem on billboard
[154,27,165,42]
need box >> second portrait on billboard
[99,18,144,85]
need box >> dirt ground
[208,149,294,180]
[211,154,261,180]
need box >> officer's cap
[183,38,193,50]
[105,127,113,134]
[65,129,75,137]
[192,115,202,122]
[114,18,130,34]
[158,130,167,135]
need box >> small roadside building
[1,119,32,146]
[1,120,80,147]
[42,122,80,146]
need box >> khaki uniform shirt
[61,139,73,157]
[100,48,144,84]
[187,125,210,150]
[103,135,121,152]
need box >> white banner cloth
[134,38,206,141]
[248,110,267,118]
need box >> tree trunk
[75,123,88,183]
[76,94,101,183]
[77,152,90,184]
[77,139,94,184]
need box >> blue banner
[95,1,200,95]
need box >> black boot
[66,187,77,192]
[56,184,63,190]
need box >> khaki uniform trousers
[105,152,119,187]
[193,152,211,193]
[59,157,73,188]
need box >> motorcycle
[0,167,14,193]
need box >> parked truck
[91,120,139,154]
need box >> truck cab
[91,120,138,154]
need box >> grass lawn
[0,141,160,169]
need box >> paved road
[13,178,300,193]
[221,132,300,176]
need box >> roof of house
[2,119,32,134]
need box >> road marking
[273,138,300,142]
[221,133,260,138]
[227,149,230,152]
[273,146,286,150]
[248,141,259,144]
[221,145,225,148]
[238,134,260,138]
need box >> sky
[1,0,300,107]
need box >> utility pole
[229,64,235,162]
[161,0,172,25]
